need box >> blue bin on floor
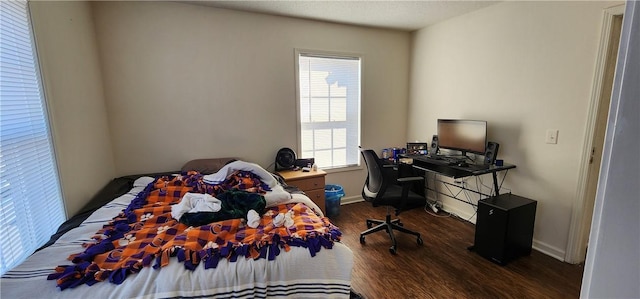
[325,184,345,217]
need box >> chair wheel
[389,246,397,254]
[417,236,424,245]
[360,235,366,244]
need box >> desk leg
[492,172,500,196]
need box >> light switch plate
[546,129,559,144]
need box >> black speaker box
[430,135,439,155]
[294,158,315,168]
[473,193,537,265]
[484,141,499,165]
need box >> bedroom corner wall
[29,1,116,217]
[90,1,411,201]
[408,1,617,260]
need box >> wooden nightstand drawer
[305,189,326,212]
[276,169,327,215]
[289,176,324,191]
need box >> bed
[0,158,354,298]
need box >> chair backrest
[360,149,388,202]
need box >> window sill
[320,165,363,174]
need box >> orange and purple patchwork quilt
[48,171,342,290]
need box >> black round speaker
[275,147,296,170]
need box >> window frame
[0,0,66,275]
[294,49,363,171]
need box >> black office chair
[359,148,426,254]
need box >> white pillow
[133,176,155,187]
[203,160,278,187]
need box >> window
[0,0,65,275]
[296,51,361,169]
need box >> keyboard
[441,156,466,164]
[420,156,490,170]
[402,154,427,159]
[411,155,463,165]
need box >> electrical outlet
[546,129,559,144]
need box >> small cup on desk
[495,159,504,166]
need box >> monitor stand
[451,151,474,162]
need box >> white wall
[408,1,616,259]
[29,1,115,217]
[581,1,640,297]
[90,1,411,201]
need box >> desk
[404,155,516,204]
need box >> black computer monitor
[437,119,487,156]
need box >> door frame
[565,4,625,264]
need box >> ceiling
[186,0,500,32]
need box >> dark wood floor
[330,201,584,299]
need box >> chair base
[359,212,423,254]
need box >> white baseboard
[532,240,566,262]
[338,195,567,262]
[433,198,568,262]
[441,203,478,224]
[340,195,364,205]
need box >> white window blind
[0,0,65,275]
[297,52,361,169]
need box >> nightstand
[277,169,327,215]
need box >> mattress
[1,166,354,298]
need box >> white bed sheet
[1,183,353,299]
